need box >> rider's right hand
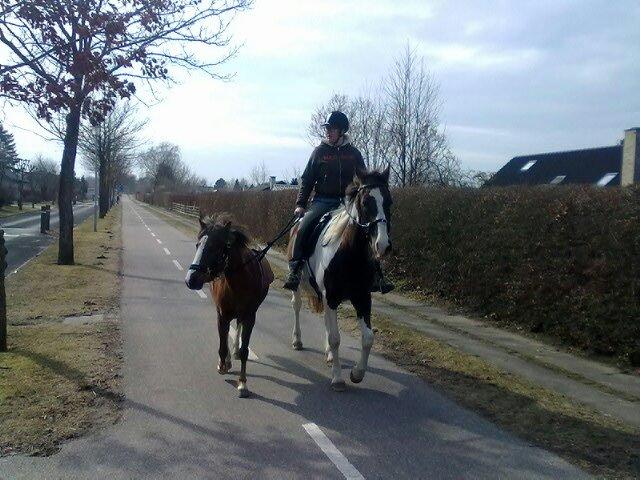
[294,207,306,218]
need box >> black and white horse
[287,167,392,391]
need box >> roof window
[596,172,618,187]
[520,160,537,171]
[550,175,566,184]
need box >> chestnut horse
[185,214,273,398]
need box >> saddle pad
[303,212,334,257]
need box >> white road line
[195,289,207,299]
[303,423,365,480]
[173,260,184,271]
[150,232,155,237]
[229,326,259,360]
[156,239,162,244]
[163,247,171,255]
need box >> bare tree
[30,155,59,203]
[137,142,204,193]
[385,46,457,186]
[0,0,252,264]
[249,160,269,186]
[79,101,145,216]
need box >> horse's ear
[381,164,390,184]
[353,166,366,185]
[198,215,206,230]
[223,221,232,232]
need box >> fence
[172,202,200,218]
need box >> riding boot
[283,260,304,291]
[371,261,394,294]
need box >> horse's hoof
[350,369,365,384]
[331,381,346,392]
[238,387,250,398]
[233,351,241,360]
[217,366,227,375]
[292,341,303,351]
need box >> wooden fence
[172,202,200,218]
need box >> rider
[283,110,394,294]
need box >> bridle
[343,184,388,231]
[189,237,231,279]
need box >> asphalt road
[0,196,590,479]
[1,202,95,276]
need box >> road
[1,202,95,276]
[0,196,590,479]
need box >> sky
[2,0,639,183]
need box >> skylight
[520,160,537,171]
[596,172,618,187]
[550,175,566,184]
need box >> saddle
[302,212,334,258]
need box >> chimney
[269,175,276,190]
[621,128,640,186]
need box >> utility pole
[93,166,98,232]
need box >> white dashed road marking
[150,232,156,237]
[303,423,364,480]
[195,289,207,299]
[156,239,162,244]
[163,248,171,255]
[173,260,184,271]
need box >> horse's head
[185,214,247,290]
[345,165,393,259]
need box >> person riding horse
[283,110,394,294]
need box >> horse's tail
[301,282,324,314]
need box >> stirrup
[283,272,301,291]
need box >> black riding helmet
[322,111,349,132]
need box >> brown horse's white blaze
[289,167,392,391]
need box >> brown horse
[185,214,273,398]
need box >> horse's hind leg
[232,319,241,359]
[237,314,256,398]
[217,314,232,374]
[324,305,344,391]
[291,290,303,350]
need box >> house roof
[486,145,623,187]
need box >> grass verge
[0,205,123,456]
[141,201,640,479]
[0,203,51,219]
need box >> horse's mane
[321,207,350,245]
[202,212,252,248]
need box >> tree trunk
[99,162,109,218]
[57,104,82,265]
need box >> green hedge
[163,186,640,363]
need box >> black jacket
[296,136,366,208]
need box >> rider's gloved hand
[294,207,306,218]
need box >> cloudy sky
[2,0,639,183]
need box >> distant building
[250,176,299,191]
[486,127,640,187]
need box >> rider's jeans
[291,197,341,262]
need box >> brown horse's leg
[217,313,232,375]
[237,314,255,398]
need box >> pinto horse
[288,167,392,391]
[185,214,273,398]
